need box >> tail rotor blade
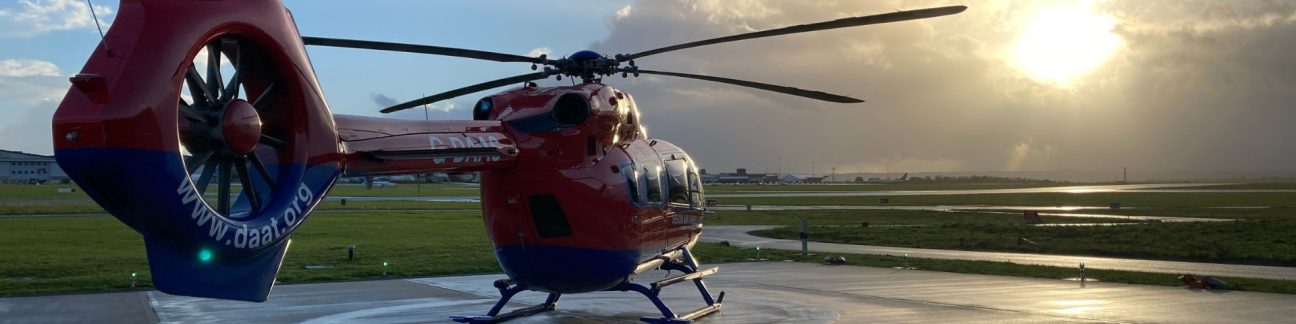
[634,69,863,103]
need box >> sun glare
[1011,2,1122,86]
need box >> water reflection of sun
[1011,1,1122,86]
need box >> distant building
[702,168,779,184]
[0,150,68,184]
[780,174,825,184]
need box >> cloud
[370,93,399,108]
[589,0,1296,175]
[0,58,66,155]
[370,93,462,120]
[527,47,552,58]
[0,0,114,37]
[0,59,61,77]
[615,5,633,20]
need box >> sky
[2,0,1294,177]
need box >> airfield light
[130,272,138,288]
[383,261,390,276]
[198,248,214,263]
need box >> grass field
[4,182,1296,297]
[703,182,1070,193]
[0,211,501,297]
[715,191,1296,207]
[705,209,1139,226]
[325,183,479,197]
[6,211,1296,298]
[983,206,1296,220]
[754,217,1296,266]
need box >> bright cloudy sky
[3,0,1295,175]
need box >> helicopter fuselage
[338,83,707,293]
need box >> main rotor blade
[635,69,863,103]
[302,36,545,64]
[380,72,553,113]
[621,6,966,61]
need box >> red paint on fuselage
[480,84,706,292]
[339,83,707,292]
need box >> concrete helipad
[5,262,1296,323]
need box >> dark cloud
[369,92,399,108]
[588,0,1296,175]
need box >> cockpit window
[688,166,704,208]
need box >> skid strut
[450,279,561,324]
[613,247,725,324]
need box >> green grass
[3,209,1295,298]
[714,191,1296,208]
[693,243,1296,295]
[0,210,501,297]
[316,200,479,211]
[0,184,89,200]
[0,191,480,215]
[753,218,1296,266]
[1179,183,1296,190]
[5,182,1296,297]
[326,183,479,197]
[0,216,151,297]
[0,203,105,215]
[982,207,1296,220]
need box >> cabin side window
[621,164,642,204]
[665,159,690,206]
[644,166,663,204]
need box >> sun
[1011,2,1122,85]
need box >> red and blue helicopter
[51,1,964,322]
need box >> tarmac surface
[6,262,1296,323]
[702,225,1296,280]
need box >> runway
[702,225,1296,280]
[5,262,1296,323]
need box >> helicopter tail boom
[336,115,519,177]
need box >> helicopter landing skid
[613,247,725,324]
[450,279,561,324]
[450,248,723,324]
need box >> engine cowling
[51,0,340,302]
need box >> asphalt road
[707,183,1296,198]
[701,225,1296,280]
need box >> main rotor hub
[220,99,262,155]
